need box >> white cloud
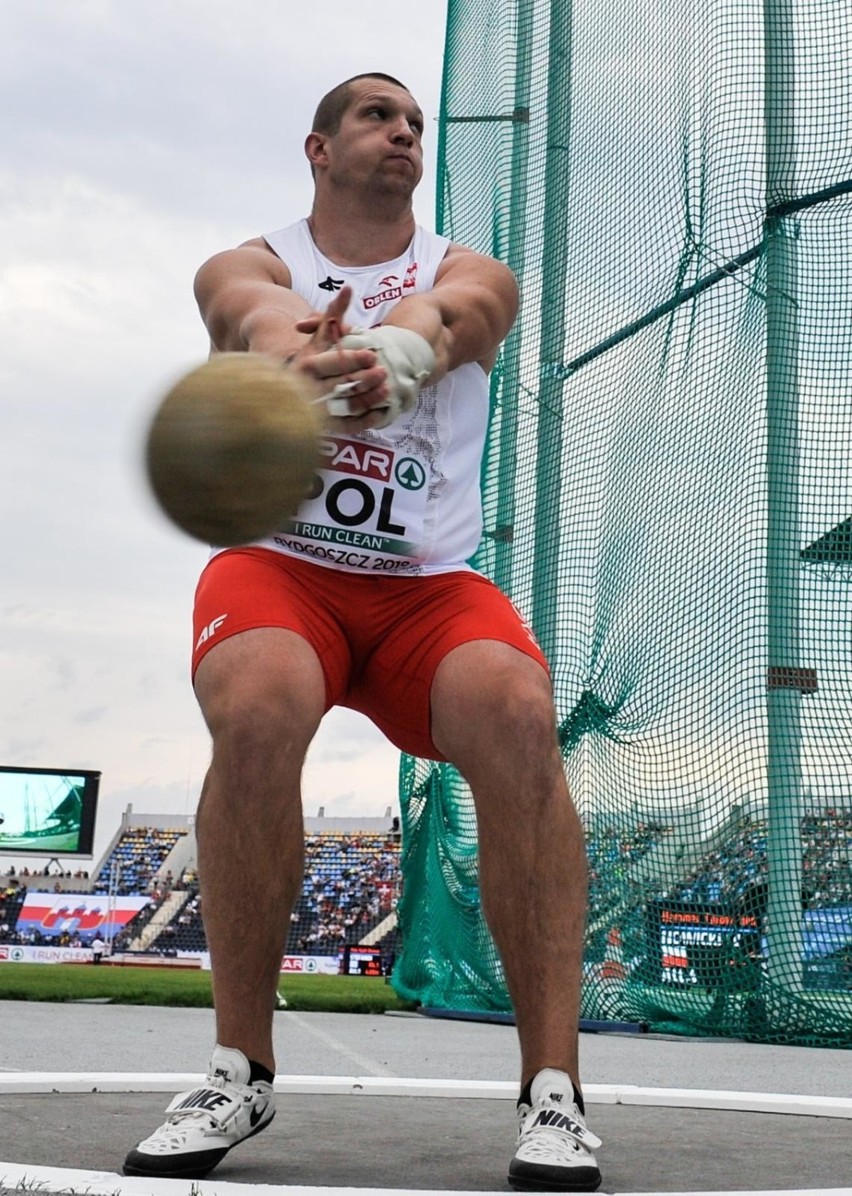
[0,0,446,867]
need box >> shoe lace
[519,1124,588,1162]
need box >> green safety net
[393,0,852,1046]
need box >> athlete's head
[306,74,424,195]
[311,73,412,137]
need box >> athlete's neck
[307,200,415,267]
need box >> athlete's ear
[305,132,328,172]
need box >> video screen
[0,767,100,858]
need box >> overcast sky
[0,1,448,867]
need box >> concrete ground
[0,1003,850,1193]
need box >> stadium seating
[2,814,848,977]
[92,827,187,896]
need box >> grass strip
[0,963,417,1013]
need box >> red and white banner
[15,892,150,938]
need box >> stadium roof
[801,516,852,563]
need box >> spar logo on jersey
[318,437,393,482]
[280,435,430,559]
[363,261,418,309]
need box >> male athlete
[124,73,601,1191]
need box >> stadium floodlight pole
[108,859,121,952]
[492,0,535,597]
[531,0,575,667]
[763,0,805,993]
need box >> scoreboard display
[645,899,761,986]
[339,945,384,976]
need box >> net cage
[393,0,852,1046]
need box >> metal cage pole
[531,0,575,666]
[763,0,805,992]
[493,0,535,596]
[437,1,535,599]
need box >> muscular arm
[380,244,519,381]
[193,240,387,428]
[193,239,315,357]
[192,237,517,432]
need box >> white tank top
[250,219,490,576]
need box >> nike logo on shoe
[176,1088,230,1112]
[534,1109,584,1135]
[249,1103,269,1128]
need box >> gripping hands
[325,326,435,427]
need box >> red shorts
[192,548,548,761]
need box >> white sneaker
[123,1045,275,1179]
[509,1068,602,1191]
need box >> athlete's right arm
[194,239,315,356]
[193,240,388,421]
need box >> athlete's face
[324,81,425,196]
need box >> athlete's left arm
[381,244,519,381]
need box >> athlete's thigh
[192,548,353,730]
[429,637,555,768]
[346,570,548,761]
[194,626,327,747]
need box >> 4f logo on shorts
[510,600,540,648]
[196,613,228,651]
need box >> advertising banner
[280,953,340,975]
[0,944,95,964]
[197,952,339,974]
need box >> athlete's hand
[285,288,390,431]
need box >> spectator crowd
[1,811,850,967]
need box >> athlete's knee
[200,672,321,769]
[222,701,315,762]
[195,629,326,741]
[435,651,559,761]
[482,677,559,750]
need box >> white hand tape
[322,381,361,417]
[329,326,435,427]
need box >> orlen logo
[319,438,393,482]
[362,261,418,310]
[364,272,402,310]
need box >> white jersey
[250,219,490,576]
